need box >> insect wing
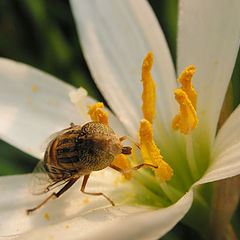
[29,160,54,195]
[40,128,70,152]
[29,161,74,195]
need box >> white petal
[0,171,141,237]
[0,172,193,240]
[0,58,126,159]
[70,0,177,136]
[196,142,240,185]
[196,105,240,184]
[178,0,240,142]
[82,191,193,240]
[214,105,240,154]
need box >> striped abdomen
[44,126,82,181]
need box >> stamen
[131,143,138,165]
[87,102,109,125]
[177,65,197,109]
[139,119,173,183]
[141,52,156,124]
[172,89,198,135]
[112,154,132,180]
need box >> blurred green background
[0,1,239,239]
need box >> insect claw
[26,209,33,215]
[122,146,132,155]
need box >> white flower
[0,0,240,239]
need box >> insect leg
[119,136,140,149]
[109,163,158,174]
[26,177,79,215]
[81,174,115,206]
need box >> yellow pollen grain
[200,110,206,116]
[32,85,38,92]
[139,119,173,183]
[172,89,198,135]
[114,175,125,184]
[112,154,132,180]
[27,147,32,153]
[65,225,69,229]
[83,198,89,203]
[27,98,32,104]
[44,213,50,221]
[141,51,156,124]
[87,102,109,125]
[177,65,197,109]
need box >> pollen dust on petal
[32,85,38,93]
[44,213,50,221]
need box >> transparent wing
[29,160,54,195]
[29,160,72,195]
[31,123,81,195]
[40,127,71,152]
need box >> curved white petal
[214,105,240,154]
[70,0,177,136]
[0,172,193,240]
[178,0,240,143]
[0,58,126,159]
[196,142,240,185]
[196,105,240,185]
[83,191,193,240]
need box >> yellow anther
[141,51,156,124]
[131,143,137,165]
[87,102,109,125]
[139,119,173,183]
[112,154,132,180]
[172,89,198,135]
[178,65,197,109]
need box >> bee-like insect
[27,121,156,214]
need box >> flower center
[71,52,199,207]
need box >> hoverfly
[27,121,156,214]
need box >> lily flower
[0,0,240,239]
